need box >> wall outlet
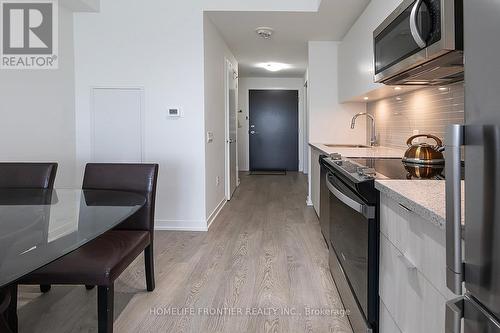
[216,176,220,186]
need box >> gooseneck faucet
[351,112,377,146]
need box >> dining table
[0,188,146,333]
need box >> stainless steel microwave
[373,0,463,85]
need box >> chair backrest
[0,163,58,189]
[82,163,159,235]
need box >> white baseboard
[306,196,313,206]
[207,198,227,230]
[154,220,208,232]
[154,198,227,232]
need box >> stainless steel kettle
[402,134,445,165]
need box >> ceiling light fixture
[394,87,402,90]
[255,27,274,39]
[256,62,290,72]
[363,97,369,101]
[438,87,448,91]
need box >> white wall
[338,0,403,102]
[307,41,366,144]
[74,0,318,231]
[0,6,77,188]
[237,77,306,172]
[306,41,366,204]
[74,0,207,231]
[203,15,237,222]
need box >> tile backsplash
[367,82,464,148]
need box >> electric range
[319,154,447,333]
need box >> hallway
[17,173,352,333]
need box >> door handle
[445,297,464,333]
[445,124,464,295]
[410,0,427,48]
[250,130,257,135]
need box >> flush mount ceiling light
[256,62,290,72]
[255,27,274,39]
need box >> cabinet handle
[398,203,412,212]
[397,252,417,271]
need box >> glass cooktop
[348,158,446,180]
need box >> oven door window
[375,0,438,74]
[328,174,373,317]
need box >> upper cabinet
[338,0,403,103]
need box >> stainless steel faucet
[351,112,377,146]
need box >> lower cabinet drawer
[380,299,402,333]
[379,234,447,333]
[379,194,454,300]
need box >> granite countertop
[310,141,464,229]
[375,180,465,229]
[309,143,405,158]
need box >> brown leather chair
[0,163,58,189]
[0,162,58,333]
[19,163,159,333]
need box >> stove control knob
[357,167,368,175]
[330,153,342,160]
[363,168,377,178]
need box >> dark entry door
[249,90,299,171]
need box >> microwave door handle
[326,175,375,219]
[410,0,427,48]
[445,124,464,295]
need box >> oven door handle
[326,175,375,219]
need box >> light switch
[206,131,214,143]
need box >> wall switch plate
[206,131,214,143]
[167,108,181,118]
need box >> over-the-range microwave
[373,0,463,85]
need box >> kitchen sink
[324,144,372,148]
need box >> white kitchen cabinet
[380,233,447,333]
[338,0,402,102]
[379,193,458,333]
[310,147,321,215]
[379,194,456,299]
[380,299,402,333]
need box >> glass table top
[0,189,145,287]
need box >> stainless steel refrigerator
[445,0,500,332]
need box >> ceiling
[206,0,370,78]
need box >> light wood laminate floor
[17,172,352,333]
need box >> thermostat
[167,108,181,117]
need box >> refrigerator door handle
[445,297,464,333]
[445,124,464,295]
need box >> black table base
[0,285,18,333]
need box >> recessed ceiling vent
[255,27,274,39]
